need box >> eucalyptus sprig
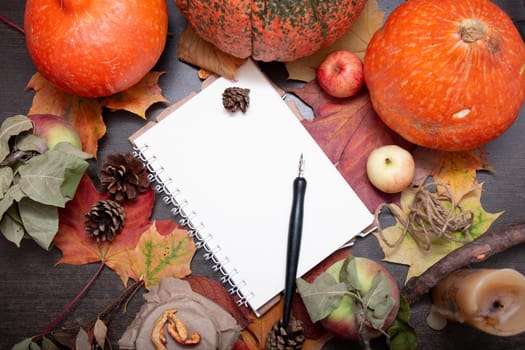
[0,114,91,249]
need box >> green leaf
[75,328,91,350]
[0,167,13,198]
[41,336,59,350]
[1,212,25,247]
[339,256,360,291]
[296,272,348,322]
[387,296,418,350]
[396,294,410,323]
[11,337,33,350]
[0,185,25,218]
[29,342,41,350]
[17,150,88,207]
[363,271,397,329]
[19,198,58,250]
[0,115,33,163]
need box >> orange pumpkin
[175,0,366,62]
[364,0,525,151]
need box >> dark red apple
[317,50,364,98]
[24,0,168,98]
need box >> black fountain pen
[282,154,307,328]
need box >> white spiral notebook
[131,59,373,316]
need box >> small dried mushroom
[151,308,201,349]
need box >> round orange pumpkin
[25,0,168,98]
[364,0,525,151]
[175,0,366,62]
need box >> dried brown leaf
[178,26,246,80]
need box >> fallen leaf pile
[53,175,196,287]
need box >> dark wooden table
[2,1,525,349]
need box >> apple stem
[0,15,24,34]
[356,299,372,350]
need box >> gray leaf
[0,167,13,198]
[339,255,360,291]
[17,149,88,207]
[53,142,92,160]
[0,213,25,247]
[0,115,33,162]
[16,133,48,153]
[19,198,58,250]
[0,184,25,218]
[296,272,348,322]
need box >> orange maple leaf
[26,72,168,156]
[54,175,195,287]
[289,81,413,212]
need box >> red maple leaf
[53,175,152,284]
[289,81,414,211]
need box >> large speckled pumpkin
[175,0,366,62]
[364,0,525,151]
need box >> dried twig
[403,222,525,304]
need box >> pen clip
[341,223,377,248]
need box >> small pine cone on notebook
[85,200,125,242]
[222,87,250,113]
[265,318,305,350]
[99,152,150,202]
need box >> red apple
[28,114,82,150]
[317,50,364,98]
[24,0,168,98]
[321,256,400,340]
[366,145,415,194]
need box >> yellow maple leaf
[374,184,503,283]
[129,221,196,288]
[285,0,385,82]
[431,148,492,202]
[27,71,167,156]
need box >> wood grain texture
[1,0,525,349]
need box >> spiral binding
[133,145,255,308]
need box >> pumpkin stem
[459,19,488,43]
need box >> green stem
[33,261,106,343]
[0,15,24,33]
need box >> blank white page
[133,59,373,315]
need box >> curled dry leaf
[178,26,246,80]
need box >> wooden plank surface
[1,1,525,349]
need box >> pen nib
[298,154,305,178]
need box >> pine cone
[85,200,125,242]
[265,318,305,350]
[99,152,149,202]
[222,87,250,113]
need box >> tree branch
[403,222,525,304]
